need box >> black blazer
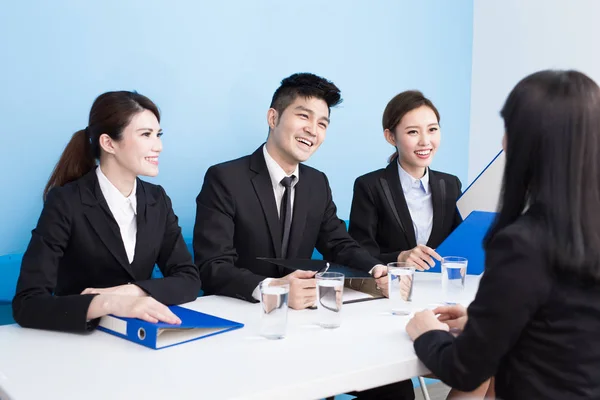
[414,211,600,399]
[193,146,382,301]
[348,162,462,264]
[12,169,201,332]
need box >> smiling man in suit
[193,73,389,310]
[193,73,415,400]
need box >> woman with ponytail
[348,93,493,399]
[13,91,201,332]
[348,92,493,399]
[349,91,463,269]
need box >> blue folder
[98,306,244,350]
[430,211,497,275]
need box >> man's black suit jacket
[193,146,381,301]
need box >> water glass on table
[387,262,416,315]
[259,279,290,339]
[441,256,468,304]
[316,272,344,329]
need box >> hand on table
[434,304,468,333]
[406,310,449,341]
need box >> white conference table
[0,272,481,400]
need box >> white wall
[469,0,600,181]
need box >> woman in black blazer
[349,91,492,400]
[407,70,600,399]
[349,91,462,270]
[12,91,201,332]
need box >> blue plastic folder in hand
[98,306,244,350]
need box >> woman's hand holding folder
[86,295,181,325]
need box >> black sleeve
[413,224,552,391]
[316,173,382,272]
[349,177,400,265]
[12,188,98,332]
[135,186,201,305]
[193,166,266,301]
[451,176,463,230]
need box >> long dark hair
[382,90,440,163]
[44,91,160,199]
[485,70,600,280]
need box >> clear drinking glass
[259,279,290,339]
[316,272,344,329]
[441,256,468,304]
[387,262,416,315]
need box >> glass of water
[259,279,290,339]
[441,256,468,304]
[388,262,416,315]
[316,272,344,329]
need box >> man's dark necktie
[280,175,296,258]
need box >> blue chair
[0,301,14,326]
[0,253,17,325]
[0,253,22,303]
[0,252,18,325]
[151,238,203,297]
[311,219,350,260]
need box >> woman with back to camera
[13,91,201,332]
[349,91,492,398]
[407,70,600,399]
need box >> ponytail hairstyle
[44,91,160,199]
[382,90,440,163]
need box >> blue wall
[0,0,473,261]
